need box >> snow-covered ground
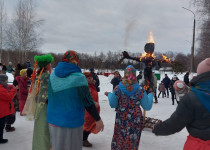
[1,71,190,150]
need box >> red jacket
[16,76,29,101]
[83,84,100,134]
[0,84,17,118]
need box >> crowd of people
[0,52,209,150]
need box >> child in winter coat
[16,69,29,115]
[152,58,210,150]
[0,74,17,144]
[5,85,17,132]
[105,65,153,150]
[158,81,166,98]
[83,72,101,147]
[173,80,190,101]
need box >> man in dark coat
[111,71,121,90]
[184,72,190,86]
[162,74,170,98]
[169,76,179,105]
[137,71,143,83]
[90,68,100,92]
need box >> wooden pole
[143,110,146,123]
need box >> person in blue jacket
[47,50,104,150]
[105,65,153,150]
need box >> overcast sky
[5,0,198,55]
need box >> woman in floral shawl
[105,65,154,150]
[30,54,54,150]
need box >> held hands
[95,102,100,108]
[96,119,104,132]
[104,92,109,96]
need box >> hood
[54,62,81,78]
[190,71,210,112]
[191,81,210,112]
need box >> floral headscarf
[62,50,79,65]
[122,65,137,92]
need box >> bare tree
[5,0,43,63]
[192,0,210,67]
[0,1,7,63]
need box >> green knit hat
[34,54,54,68]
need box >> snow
[1,71,190,150]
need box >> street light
[182,7,196,73]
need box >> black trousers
[83,131,91,141]
[158,91,165,98]
[171,93,178,104]
[0,117,6,140]
[154,88,157,101]
[165,87,169,96]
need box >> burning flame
[148,32,155,43]
[143,80,150,91]
[161,54,171,63]
[139,52,156,61]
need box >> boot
[154,100,158,103]
[83,140,92,147]
[5,125,15,132]
[0,139,8,144]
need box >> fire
[148,32,155,43]
[161,54,171,63]
[139,52,156,61]
[143,80,150,91]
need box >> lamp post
[182,7,196,73]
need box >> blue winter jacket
[47,62,88,128]
[108,82,153,111]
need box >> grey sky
[5,0,197,55]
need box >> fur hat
[34,54,54,68]
[62,50,79,65]
[0,74,8,82]
[173,80,186,91]
[20,69,27,78]
[83,72,92,78]
[197,58,210,75]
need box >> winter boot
[0,139,8,144]
[83,140,92,147]
[154,100,158,103]
[5,125,15,132]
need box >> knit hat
[62,50,79,65]
[83,72,92,78]
[34,54,54,68]
[197,58,210,75]
[20,69,27,78]
[173,80,186,91]
[172,75,177,80]
[0,74,8,82]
